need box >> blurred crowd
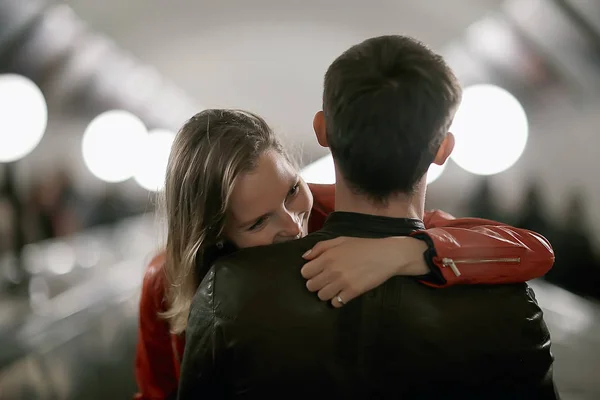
[468,178,600,300]
[0,168,146,257]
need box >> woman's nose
[281,213,303,238]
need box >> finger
[306,270,336,292]
[317,281,344,301]
[332,289,358,308]
[302,237,346,260]
[300,258,324,279]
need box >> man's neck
[333,178,426,220]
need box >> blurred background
[0,0,599,398]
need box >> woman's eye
[288,183,299,197]
[248,217,267,231]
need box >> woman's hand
[300,236,429,307]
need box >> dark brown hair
[323,35,462,203]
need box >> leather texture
[178,211,558,399]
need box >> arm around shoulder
[416,210,555,287]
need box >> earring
[216,241,224,249]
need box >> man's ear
[433,132,455,165]
[313,111,329,148]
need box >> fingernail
[302,250,311,258]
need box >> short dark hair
[323,35,462,203]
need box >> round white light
[450,84,528,176]
[300,154,335,184]
[0,74,48,162]
[82,110,148,182]
[133,129,176,192]
[426,162,447,185]
[46,242,75,275]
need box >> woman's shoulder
[307,183,335,233]
[145,251,167,279]
[141,251,168,307]
[308,183,335,213]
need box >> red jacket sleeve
[416,210,555,287]
[307,183,335,233]
[134,252,184,400]
[308,185,555,288]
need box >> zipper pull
[442,258,462,277]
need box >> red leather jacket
[134,183,554,400]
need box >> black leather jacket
[178,212,558,399]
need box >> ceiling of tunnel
[63,0,502,161]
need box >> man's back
[178,213,557,399]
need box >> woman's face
[224,150,313,249]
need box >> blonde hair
[161,109,288,334]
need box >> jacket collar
[320,211,425,238]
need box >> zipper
[441,257,521,277]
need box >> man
[178,35,558,399]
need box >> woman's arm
[304,183,554,306]
[416,209,555,287]
[134,253,181,400]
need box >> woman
[135,109,554,400]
